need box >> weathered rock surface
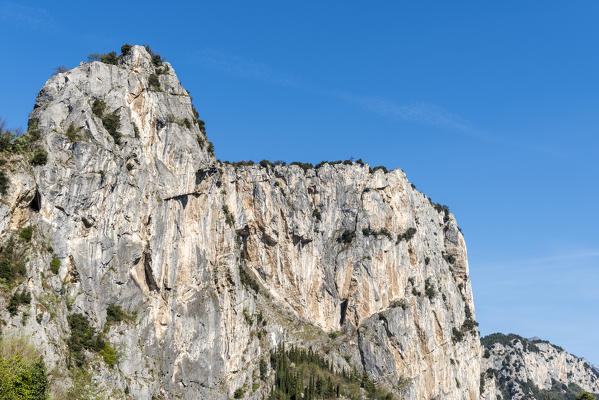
[0,45,482,399]
[480,334,599,400]
[7,44,595,400]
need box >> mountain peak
[30,44,214,199]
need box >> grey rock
[0,45,483,399]
[480,334,599,399]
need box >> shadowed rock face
[480,334,599,400]
[0,45,482,399]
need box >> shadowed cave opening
[340,298,349,326]
[143,249,159,291]
[29,189,41,212]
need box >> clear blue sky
[1,1,597,363]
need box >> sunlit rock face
[0,45,482,399]
[480,334,599,400]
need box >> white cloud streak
[0,2,55,30]
[192,50,568,156]
[195,50,478,134]
[330,91,478,134]
[198,50,502,140]
[197,50,302,88]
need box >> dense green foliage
[91,98,121,144]
[19,226,33,242]
[101,112,121,144]
[424,278,436,299]
[389,299,407,310]
[289,161,314,172]
[30,148,48,166]
[369,165,388,174]
[120,43,132,56]
[337,230,356,244]
[480,333,539,353]
[221,158,378,174]
[101,51,118,65]
[442,252,456,265]
[87,51,118,65]
[312,208,322,221]
[144,45,164,66]
[267,344,394,400]
[67,313,116,368]
[67,313,103,367]
[106,303,136,326]
[223,205,235,227]
[492,374,597,400]
[98,343,117,368]
[452,311,479,343]
[222,160,256,168]
[396,227,416,242]
[314,159,363,169]
[91,99,106,118]
[0,338,48,400]
[0,237,27,288]
[260,358,268,380]
[0,170,8,195]
[52,66,68,76]
[452,328,464,343]
[64,123,83,142]
[148,74,161,91]
[8,288,31,316]
[196,135,206,149]
[207,141,215,156]
[362,227,392,240]
[106,304,126,324]
[49,257,60,274]
[191,105,206,133]
[239,266,260,293]
[432,202,451,223]
[0,118,41,158]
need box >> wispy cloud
[197,50,303,88]
[195,50,478,134]
[193,50,566,155]
[328,91,496,139]
[0,2,55,30]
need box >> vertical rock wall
[0,45,481,399]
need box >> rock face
[480,334,599,400]
[0,45,481,399]
[2,44,597,400]
[1,44,531,400]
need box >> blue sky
[1,1,597,363]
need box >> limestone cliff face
[0,45,481,399]
[480,334,599,400]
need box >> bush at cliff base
[0,337,48,400]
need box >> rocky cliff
[0,45,484,399]
[480,333,599,400]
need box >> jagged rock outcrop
[0,45,482,399]
[480,334,599,400]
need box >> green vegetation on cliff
[267,343,394,400]
[67,313,117,368]
[0,337,48,400]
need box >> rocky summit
[0,45,596,400]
